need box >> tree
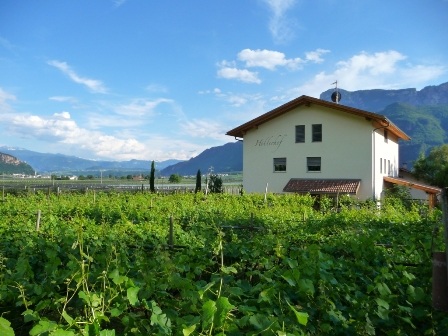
[78,175,86,180]
[150,160,155,192]
[195,169,201,193]
[169,174,182,183]
[87,175,95,180]
[126,175,133,180]
[413,144,448,188]
[208,174,223,193]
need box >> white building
[226,95,440,205]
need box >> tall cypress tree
[150,160,155,192]
[195,169,201,193]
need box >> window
[380,158,382,174]
[307,157,321,172]
[295,125,305,143]
[388,160,390,175]
[274,158,286,172]
[384,129,388,143]
[312,124,322,142]
[384,159,386,175]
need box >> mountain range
[160,141,243,176]
[0,146,182,174]
[1,82,447,175]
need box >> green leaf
[29,320,58,336]
[214,297,235,328]
[127,286,140,306]
[399,316,416,329]
[228,287,244,296]
[375,298,389,310]
[0,317,14,336]
[99,330,116,336]
[221,266,237,274]
[62,311,74,326]
[287,301,308,326]
[182,324,196,336]
[376,283,391,296]
[298,279,315,296]
[52,329,75,336]
[78,291,91,305]
[202,300,217,329]
[365,313,375,336]
[22,309,39,323]
[282,270,297,286]
[249,314,274,330]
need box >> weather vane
[331,80,341,104]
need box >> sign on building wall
[254,135,287,152]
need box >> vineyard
[0,190,447,335]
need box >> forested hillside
[0,152,35,174]
[161,141,243,175]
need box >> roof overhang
[283,178,361,195]
[383,176,441,194]
[226,95,410,141]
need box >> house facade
[226,95,411,200]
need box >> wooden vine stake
[442,187,448,281]
[2,186,4,202]
[264,183,268,203]
[169,216,174,247]
[36,210,41,231]
[432,187,448,311]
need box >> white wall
[373,128,400,200]
[242,104,377,199]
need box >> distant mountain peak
[320,81,448,112]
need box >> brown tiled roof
[283,178,361,194]
[226,95,410,141]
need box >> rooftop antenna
[331,80,341,104]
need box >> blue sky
[0,0,447,162]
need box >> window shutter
[274,158,286,172]
[295,125,305,143]
[312,124,322,142]
[307,157,321,166]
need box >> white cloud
[227,95,248,107]
[87,114,147,129]
[146,84,168,93]
[48,60,108,94]
[49,96,78,103]
[290,50,446,97]
[263,0,297,44]
[0,36,15,51]
[180,119,229,141]
[237,49,305,70]
[0,110,148,160]
[305,49,331,64]
[53,111,70,119]
[0,89,216,161]
[114,98,173,117]
[214,88,221,93]
[113,0,127,7]
[0,88,16,112]
[217,67,261,84]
